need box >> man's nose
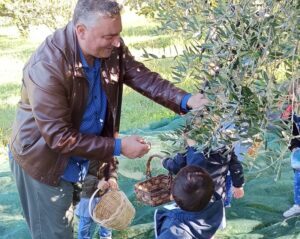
[112,36,121,47]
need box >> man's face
[76,14,122,59]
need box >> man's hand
[187,93,209,110]
[121,135,151,159]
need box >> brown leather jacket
[9,22,188,186]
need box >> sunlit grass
[121,57,176,131]
[0,35,39,61]
[122,24,158,38]
[127,35,174,50]
[0,82,20,147]
[120,57,194,131]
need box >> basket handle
[89,188,102,224]
[146,154,164,179]
[89,189,135,228]
[89,188,114,225]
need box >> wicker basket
[134,154,172,207]
[89,189,136,230]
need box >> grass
[120,55,195,131]
[127,35,174,50]
[122,24,158,37]
[0,34,40,61]
[121,57,176,131]
[121,10,185,58]
[0,82,20,147]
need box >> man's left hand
[187,93,209,110]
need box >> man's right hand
[121,135,151,159]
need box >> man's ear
[75,24,87,40]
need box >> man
[9,0,208,238]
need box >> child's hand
[108,178,119,190]
[182,127,197,147]
[233,187,244,199]
[186,137,197,147]
[97,179,110,191]
[281,105,293,120]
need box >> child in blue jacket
[162,134,245,230]
[154,165,223,239]
[162,137,245,203]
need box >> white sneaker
[283,204,300,218]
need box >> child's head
[171,165,214,212]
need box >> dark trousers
[9,154,75,239]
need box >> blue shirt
[62,48,118,183]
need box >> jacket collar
[51,21,86,79]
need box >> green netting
[1,117,300,239]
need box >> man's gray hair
[73,0,122,27]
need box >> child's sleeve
[281,105,300,151]
[228,151,244,187]
[162,152,187,174]
[81,174,99,198]
[290,115,300,151]
[186,146,206,167]
[106,157,119,180]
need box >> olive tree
[126,0,300,175]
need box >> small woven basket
[134,154,172,207]
[89,189,135,230]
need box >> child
[282,100,300,217]
[75,158,118,239]
[154,165,223,239]
[224,140,250,207]
[162,137,245,203]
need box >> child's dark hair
[171,165,214,211]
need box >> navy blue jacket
[154,193,223,239]
[290,114,300,151]
[162,146,244,199]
